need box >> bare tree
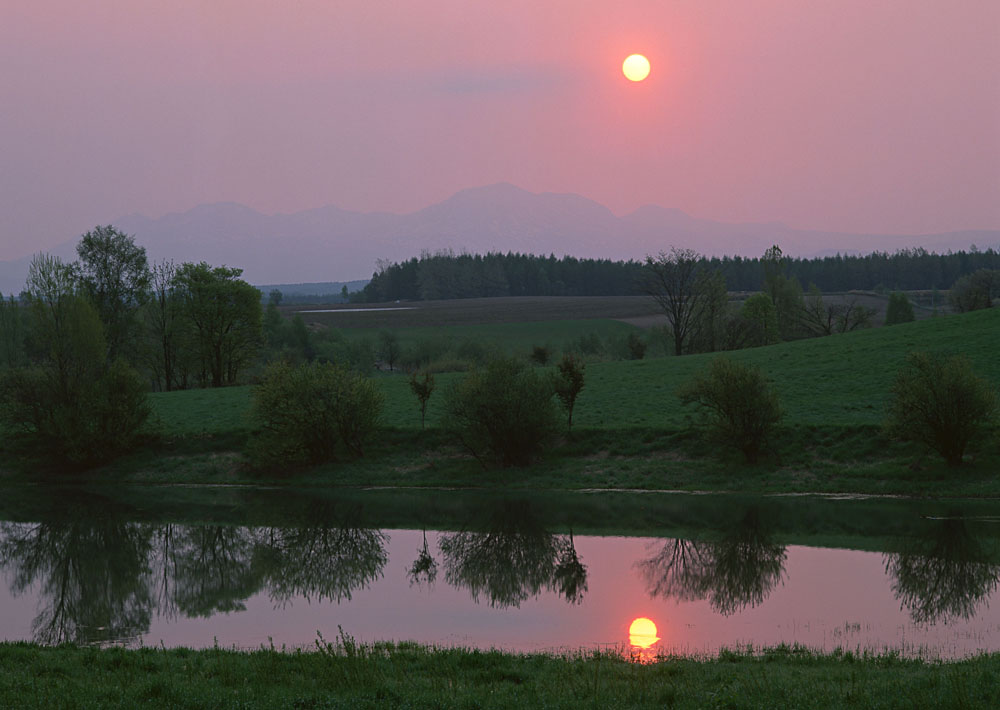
[640,247,703,356]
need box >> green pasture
[153,307,1000,435]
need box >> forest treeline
[360,247,1000,302]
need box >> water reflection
[0,506,390,644]
[439,499,588,608]
[884,514,1000,625]
[0,518,153,644]
[407,530,438,588]
[636,507,787,615]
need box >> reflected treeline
[884,514,1000,625]
[0,502,389,644]
[438,499,588,608]
[635,507,787,615]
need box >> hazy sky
[2,0,998,260]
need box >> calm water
[1,488,999,658]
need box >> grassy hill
[130,307,1000,495]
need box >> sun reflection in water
[628,617,660,649]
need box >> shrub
[445,356,559,467]
[949,270,997,313]
[530,345,550,366]
[0,359,150,467]
[884,292,915,325]
[678,357,782,463]
[552,354,586,431]
[248,361,383,468]
[885,352,997,466]
[626,332,646,360]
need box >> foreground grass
[2,641,998,709]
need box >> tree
[173,263,262,387]
[0,294,25,369]
[551,354,585,431]
[885,291,915,325]
[377,330,401,371]
[248,361,384,468]
[739,293,779,347]
[678,357,783,464]
[689,269,729,353]
[0,254,150,466]
[445,356,559,467]
[75,226,151,361]
[144,260,186,391]
[884,352,996,466]
[801,285,876,336]
[408,371,435,429]
[949,269,997,312]
[761,245,805,340]
[640,247,703,356]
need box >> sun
[628,617,660,649]
[622,54,650,82]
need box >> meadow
[92,305,998,496]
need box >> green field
[5,307,999,495]
[2,641,997,709]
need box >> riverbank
[1,308,997,497]
[1,640,997,709]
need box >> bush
[552,354,586,431]
[949,270,997,313]
[626,332,646,360]
[445,356,559,467]
[678,357,782,463]
[248,361,383,469]
[530,345,550,365]
[885,352,997,466]
[885,292,915,325]
[0,359,150,467]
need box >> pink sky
[2,0,998,260]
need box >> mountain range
[2,183,997,294]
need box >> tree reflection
[258,527,388,604]
[636,507,786,615]
[885,516,1000,625]
[0,518,154,644]
[407,530,438,588]
[169,525,265,617]
[439,499,587,608]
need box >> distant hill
[1,183,997,294]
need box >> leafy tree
[0,294,25,369]
[248,361,383,468]
[445,356,559,467]
[949,269,997,312]
[885,291,916,325]
[144,260,189,391]
[173,263,262,387]
[377,330,401,371]
[739,293,779,347]
[408,371,435,429]
[0,255,150,466]
[75,226,151,361]
[761,245,805,339]
[885,352,996,466]
[551,353,586,432]
[641,247,706,356]
[530,344,550,365]
[678,357,783,464]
